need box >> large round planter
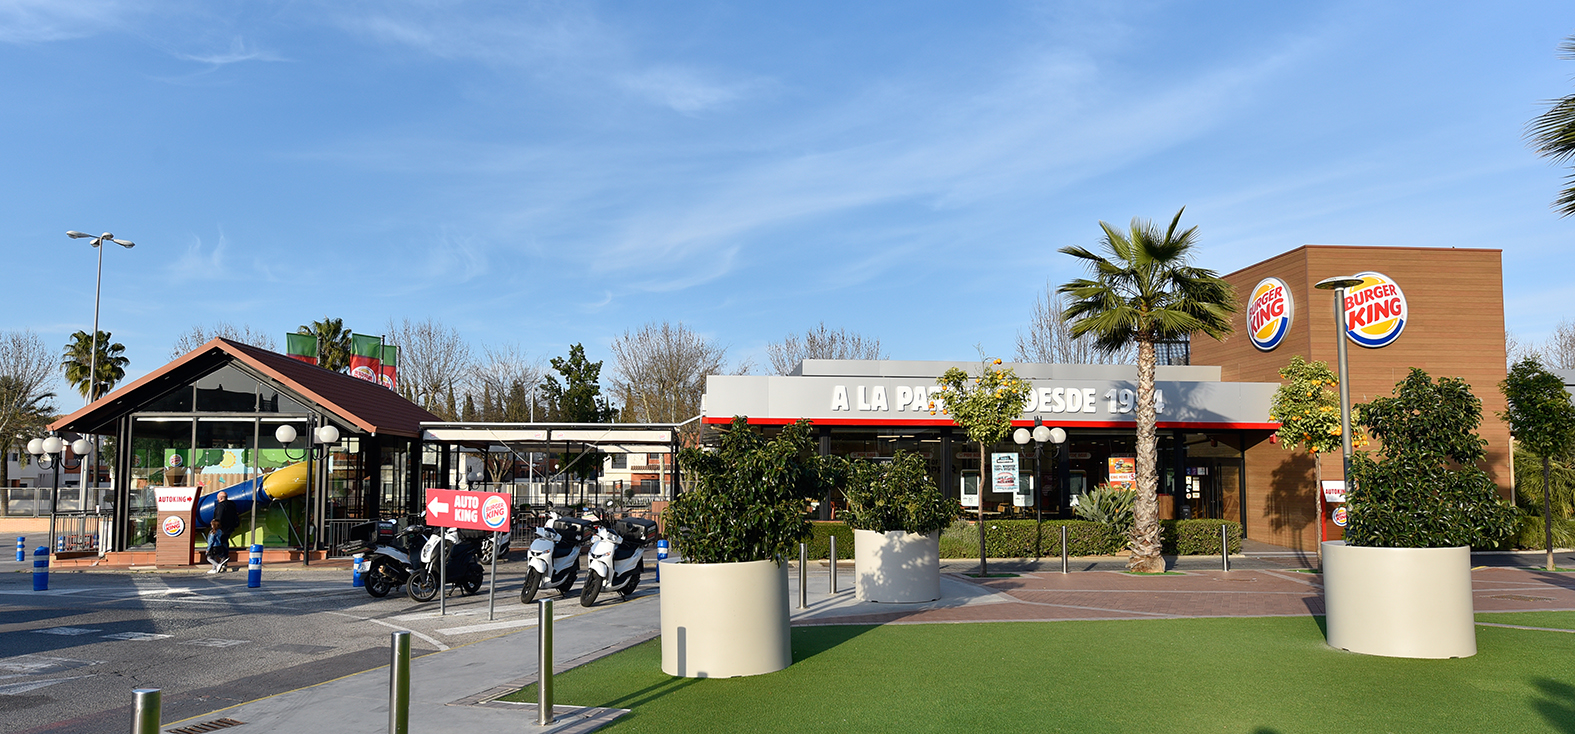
[853,529,941,603]
[660,558,791,678]
[1322,541,1476,659]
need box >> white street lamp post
[27,436,92,553]
[1013,420,1068,528]
[1314,276,1365,491]
[65,231,134,508]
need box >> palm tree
[1058,208,1237,573]
[297,318,353,373]
[1528,35,1575,217]
[62,330,129,401]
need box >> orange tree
[934,357,1034,576]
[1267,356,1366,552]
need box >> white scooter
[520,511,593,604]
[580,515,657,607]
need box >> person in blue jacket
[207,491,240,574]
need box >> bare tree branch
[765,322,884,375]
[386,317,472,420]
[1015,283,1134,364]
[609,322,731,441]
[469,344,545,422]
[1545,319,1575,370]
[169,322,278,359]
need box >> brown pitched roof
[51,337,439,438]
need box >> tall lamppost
[26,435,91,553]
[1313,276,1366,490]
[1013,419,1067,527]
[276,422,342,565]
[65,230,134,510]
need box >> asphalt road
[0,554,640,734]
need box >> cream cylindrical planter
[853,529,941,603]
[660,558,791,678]
[1322,540,1476,659]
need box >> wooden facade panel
[1197,246,1509,551]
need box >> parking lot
[0,554,654,734]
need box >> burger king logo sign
[162,515,186,537]
[481,495,510,530]
[1247,277,1293,351]
[1342,272,1407,348]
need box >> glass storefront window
[128,417,194,548]
[195,366,258,412]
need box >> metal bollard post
[131,688,161,734]
[248,544,262,589]
[537,598,554,726]
[1220,525,1230,572]
[388,631,410,734]
[1060,525,1069,574]
[828,535,837,595]
[57,535,65,553]
[352,552,365,588]
[656,539,668,582]
[16,536,24,562]
[33,546,48,591]
[798,543,807,609]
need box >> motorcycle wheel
[365,559,396,598]
[520,568,543,604]
[407,569,440,602]
[619,560,644,598]
[580,570,603,608]
[458,565,484,596]
[556,573,576,596]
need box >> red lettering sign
[424,488,512,531]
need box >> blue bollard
[32,546,48,591]
[15,536,24,562]
[247,544,262,589]
[656,539,668,582]
[352,552,365,588]
[56,535,65,553]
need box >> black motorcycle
[407,526,487,603]
[341,518,429,599]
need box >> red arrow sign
[423,488,512,532]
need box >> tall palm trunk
[1129,337,1163,573]
[1546,455,1555,572]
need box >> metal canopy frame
[418,421,685,502]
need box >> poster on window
[992,453,1019,496]
[1108,456,1136,490]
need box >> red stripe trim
[701,416,1280,430]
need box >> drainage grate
[166,718,244,733]
[1489,594,1554,602]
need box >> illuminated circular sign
[1331,506,1349,528]
[162,516,186,537]
[1247,277,1294,351]
[481,495,509,529]
[1342,272,1408,348]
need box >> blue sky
[4,1,1573,402]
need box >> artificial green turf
[505,614,1575,733]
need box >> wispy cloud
[617,66,766,114]
[167,232,228,280]
[0,0,134,44]
[168,36,286,66]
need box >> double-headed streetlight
[276,422,342,565]
[26,436,92,552]
[1013,419,1068,526]
[65,230,135,507]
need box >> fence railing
[52,513,111,554]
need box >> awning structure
[419,422,680,454]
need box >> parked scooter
[481,529,511,565]
[581,509,657,607]
[407,526,486,602]
[342,516,428,598]
[520,508,593,604]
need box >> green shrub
[939,519,1121,558]
[841,451,963,535]
[1160,520,1241,555]
[1510,515,1575,550]
[665,417,836,564]
[1072,486,1135,537]
[806,521,855,560]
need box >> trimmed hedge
[1509,515,1575,550]
[807,518,1244,559]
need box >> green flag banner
[380,345,398,390]
[350,334,383,383]
[286,333,317,365]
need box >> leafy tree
[1058,208,1236,572]
[1500,357,1575,569]
[539,344,617,480]
[766,322,883,375]
[841,451,963,535]
[1268,355,1369,548]
[665,417,834,564]
[1527,35,1575,216]
[934,356,1034,576]
[62,330,128,401]
[296,318,353,372]
[1345,369,1518,549]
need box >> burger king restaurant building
[702,245,1513,551]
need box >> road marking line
[436,614,575,635]
[0,655,103,674]
[32,627,101,636]
[101,632,172,641]
[182,638,250,648]
[324,611,449,651]
[0,674,94,695]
